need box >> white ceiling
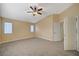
[0,3,72,23]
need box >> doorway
[53,21,64,42]
[60,22,64,41]
[53,22,61,41]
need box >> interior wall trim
[0,37,34,45]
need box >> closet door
[76,16,79,51]
[70,16,77,50]
[64,17,69,50]
[64,16,76,50]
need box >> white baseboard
[0,37,34,44]
[64,47,76,50]
[0,36,53,44]
[37,36,53,41]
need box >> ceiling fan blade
[38,8,43,11]
[27,11,33,13]
[37,12,42,15]
[30,6,33,10]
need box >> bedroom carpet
[0,38,77,56]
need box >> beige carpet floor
[0,38,77,56]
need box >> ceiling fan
[27,6,43,16]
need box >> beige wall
[36,15,53,41]
[1,17,35,42]
[53,14,60,22]
[59,4,79,20]
[35,14,60,41]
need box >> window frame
[30,24,35,32]
[4,22,13,34]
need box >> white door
[53,22,61,41]
[64,17,69,50]
[76,16,79,51]
[64,16,77,50]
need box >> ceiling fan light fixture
[33,12,37,15]
[26,4,43,16]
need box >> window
[30,25,35,32]
[4,22,12,34]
